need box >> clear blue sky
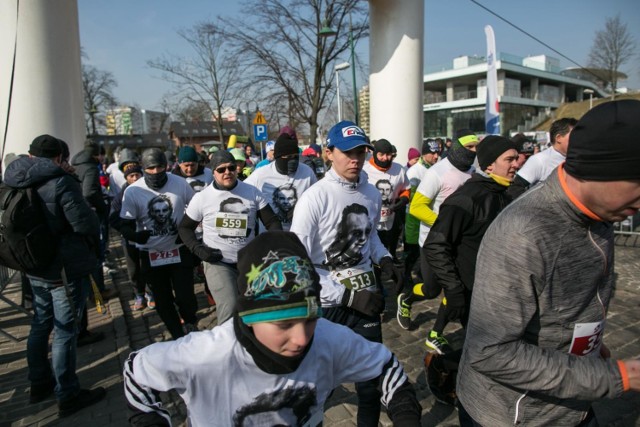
[78,0,640,110]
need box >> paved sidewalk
[1,239,639,426]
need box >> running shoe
[133,295,146,311]
[396,293,412,330]
[145,292,156,310]
[425,330,452,355]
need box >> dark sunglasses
[215,166,236,174]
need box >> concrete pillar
[531,77,539,100]
[369,0,424,162]
[446,82,455,103]
[0,0,84,170]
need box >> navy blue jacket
[4,156,100,282]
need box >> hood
[3,156,67,188]
[71,148,97,166]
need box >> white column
[369,0,424,162]
[0,0,84,170]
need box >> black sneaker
[425,330,452,355]
[30,378,55,404]
[58,387,106,417]
[77,331,105,348]
[396,293,412,330]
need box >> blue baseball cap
[326,121,373,151]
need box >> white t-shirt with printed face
[362,161,409,231]
[180,168,214,193]
[244,162,317,231]
[185,181,269,263]
[120,174,195,252]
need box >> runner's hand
[342,289,384,317]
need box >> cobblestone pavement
[1,238,638,426]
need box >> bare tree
[222,0,368,142]
[587,15,637,98]
[148,20,241,143]
[82,64,118,135]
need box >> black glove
[389,196,409,213]
[193,244,223,263]
[380,256,404,295]
[341,289,384,317]
[443,287,466,322]
[125,230,152,244]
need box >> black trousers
[140,246,197,340]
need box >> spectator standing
[120,148,198,339]
[457,100,640,426]
[4,135,105,416]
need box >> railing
[614,216,639,236]
[0,265,28,342]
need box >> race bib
[568,321,604,357]
[214,212,248,237]
[380,206,393,220]
[148,248,181,267]
[332,266,376,291]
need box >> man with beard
[363,138,410,261]
[178,150,282,326]
[290,121,403,427]
[120,148,198,339]
[245,133,316,231]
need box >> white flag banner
[485,25,500,134]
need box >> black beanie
[236,231,321,325]
[29,134,64,158]
[210,150,237,170]
[274,134,299,158]
[477,136,517,171]
[373,139,393,154]
[565,99,640,181]
[141,148,167,169]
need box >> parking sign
[254,124,268,142]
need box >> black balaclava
[274,133,299,175]
[372,139,393,169]
[141,148,168,190]
[447,143,476,171]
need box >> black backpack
[0,183,57,271]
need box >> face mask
[275,156,299,175]
[447,146,476,171]
[373,154,392,169]
[144,170,168,190]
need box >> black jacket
[424,173,512,293]
[4,156,100,282]
[71,148,108,218]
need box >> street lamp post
[89,104,98,136]
[335,62,350,121]
[583,89,594,109]
[320,15,359,125]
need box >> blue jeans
[26,276,89,401]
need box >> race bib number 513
[332,267,375,291]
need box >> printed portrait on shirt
[375,179,393,206]
[218,197,252,240]
[147,195,178,236]
[324,203,372,270]
[272,184,298,225]
[188,178,207,193]
[233,385,318,427]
